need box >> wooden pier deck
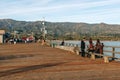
[0,43,120,80]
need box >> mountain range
[0,19,120,40]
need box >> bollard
[91,53,95,60]
[74,45,80,55]
[103,56,109,63]
[76,50,80,55]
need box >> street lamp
[41,17,47,40]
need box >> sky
[0,0,120,24]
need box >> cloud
[0,0,120,24]
[1,0,120,14]
[54,7,120,24]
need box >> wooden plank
[104,50,120,54]
[105,46,120,48]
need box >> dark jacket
[81,40,85,50]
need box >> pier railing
[50,41,120,59]
[104,46,120,59]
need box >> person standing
[95,39,101,53]
[100,43,104,54]
[88,38,94,53]
[61,40,65,46]
[81,38,86,57]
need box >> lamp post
[41,17,47,40]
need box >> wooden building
[0,30,5,44]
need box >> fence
[50,41,120,59]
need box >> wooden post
[74,45,80,55]
[90,52,95,60]
[112,47,115,60]
[103,56,109,63]
[91,54,95,60]
[76,50,79,55]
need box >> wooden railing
[103,46,120,59]
[50,41,120,59]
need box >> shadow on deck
[0,62,66,77]
[0,54,35,60]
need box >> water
[63,40,120,58]
[64,40,120,46]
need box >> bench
[89,52,113,63]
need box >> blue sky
[0,0,120,24]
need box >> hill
[0,19,120,40]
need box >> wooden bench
[89,52,113,63]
